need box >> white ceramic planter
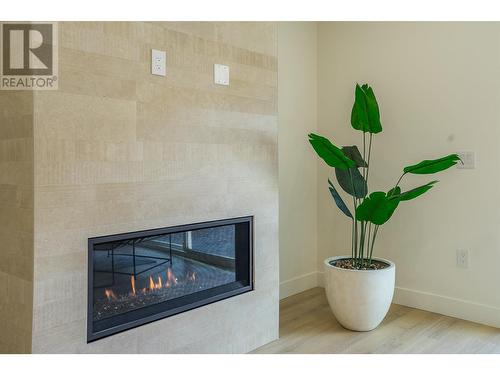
[324,255,395,331]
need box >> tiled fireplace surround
[0,22,278,353]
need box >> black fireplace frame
[87,216,254,343]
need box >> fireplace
[87,217,253,342]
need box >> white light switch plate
[457,151,475,169]
[214,64,229,86]
[151,49,166,76]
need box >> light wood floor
[252,287,500,354]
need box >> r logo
[0,22,58,90]
[2,23,53,75]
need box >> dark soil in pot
[330,258,390,270]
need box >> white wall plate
[214,64,229,86]
[151,49,166,76]
[457,151,475,169]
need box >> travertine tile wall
[0,91,34,353]
[31,22,278,353]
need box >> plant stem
[359,221,366,266]
[365,133,373,189]
[348,169,358,262]
[369,225,379,261]
[351,219,355,260]
[386,172,407,219]
[390,172,407,197]
[364,221,370,265]
[363,134,374,266]
[362,132,366,181]
[367,222,372,264]
[358,132,367,266]
[353,200,358,261]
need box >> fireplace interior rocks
[87,217,253,342]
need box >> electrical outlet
[214,63,229,86]
[457,151,475,169]
[151,49,166,76]
[456,249,469,268]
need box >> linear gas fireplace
[87,216,253,342]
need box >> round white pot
[324,255,395,331]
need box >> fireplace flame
[166,268,178,287]
[130,276,136,296]
[146,275,167,291]
[111,269,197,300]
[104,289,117,300]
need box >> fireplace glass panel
[88,217,252,341]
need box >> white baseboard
[316,271,500,328]
[317,271,325,288]
[280,271,320,299]
[393,287,500,329]
[300,272,500,328]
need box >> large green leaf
[335,166,367,198]
[351,83,382,134]
[403,154,462,174]
[342,146,367,167]
[351,85,369,132]
[308,133,356,170]
[393,181,438,201]
[328,179,353,219]
[356,192,400,225]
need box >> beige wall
[30,21,278,353]
[317,22,500,326]
[0,91,34,353]
[277,22,319,298]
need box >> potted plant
[309,83,461,331]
